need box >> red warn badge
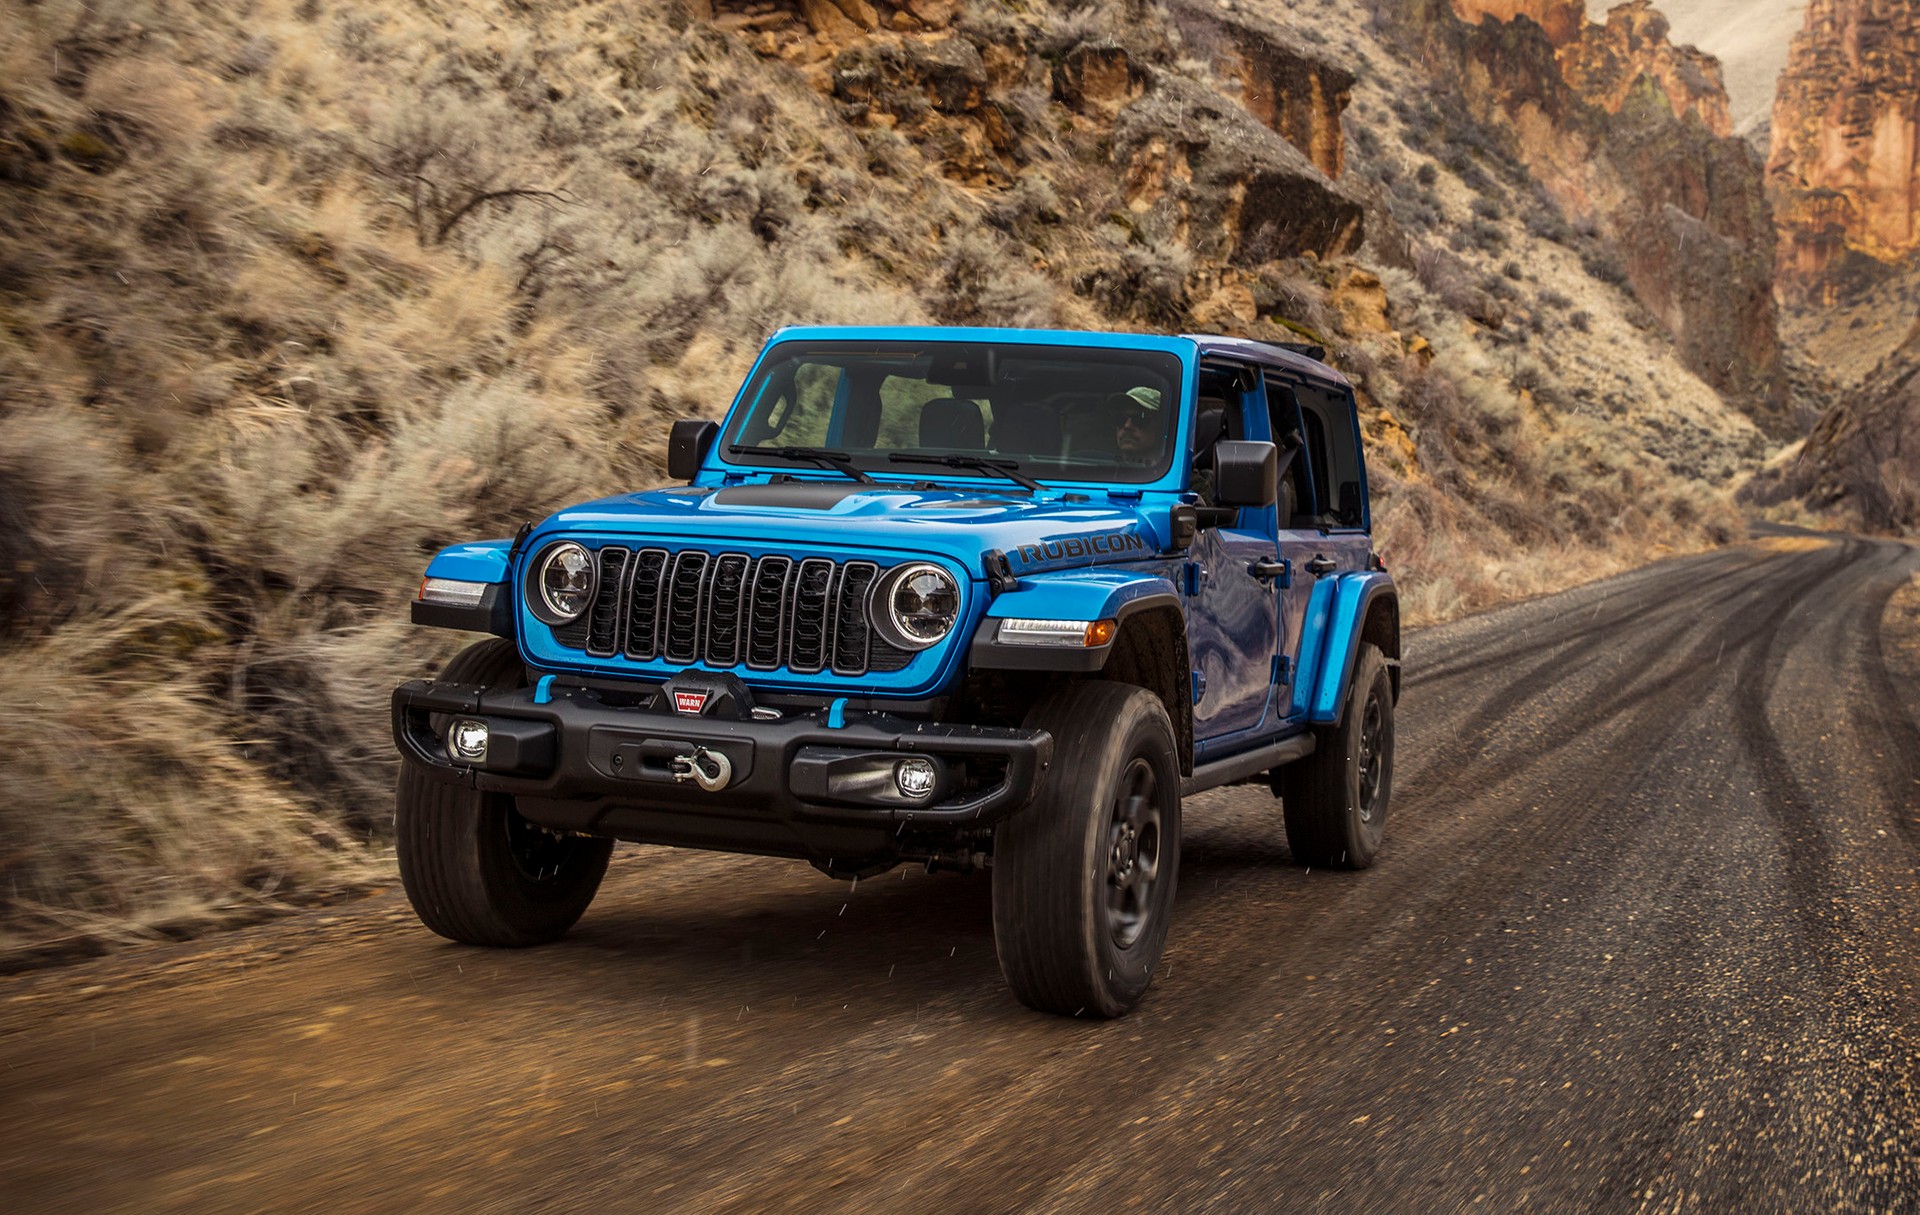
[672,690,708,715]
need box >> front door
[1189,365,1281,751]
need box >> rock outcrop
[1168,0,1355,179]
[1558,1,1733,136]
[704,2,1366,268]
[1113,76,1364,265]
[1750,325,1920,531]
[1768,0,1920,303]
[1450,0,1585,48]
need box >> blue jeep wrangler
[392,326,1399,1017]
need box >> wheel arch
[1103,603,1194,777]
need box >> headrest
[990,403,1061,457]
[918,397,986,449]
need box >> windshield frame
[712,335,1194,489]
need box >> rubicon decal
[673,690,709,715]
[1007,530,1148,570]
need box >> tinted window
[1290,380,1365,528]
[726,341,1186,484]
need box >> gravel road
[4,531,1917,1213]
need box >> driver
[1111,387,1164,465]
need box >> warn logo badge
[672,690,709,715]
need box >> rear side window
[1270,376,1365,529]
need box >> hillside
[0,0,1772,956]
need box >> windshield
[723,340,1186,484]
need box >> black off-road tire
[396,638,613,946]
[1279,642,1394,869]
[992,682,1181,1018]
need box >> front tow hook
[671,746,733,792]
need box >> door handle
[1249,558,1288,583]
[1305,554,1337,577]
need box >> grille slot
[746,556,793,670]
[787,559,836,674]
[622,548,670,660]
[832,562,878,676]
[704,554,751,667]
[663,551,709,663]
[549,548,932,679]
[585,547,630,657]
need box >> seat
[1188,406,1226,504]
[989,402,1061,457]
[917,397,986,449]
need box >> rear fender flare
[1299,573,1397,726]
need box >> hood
[536,481,1171,576]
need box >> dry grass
[0,0,1771,959]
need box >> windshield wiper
[727,444,874,484]
[888,453,1043,492]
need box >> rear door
[1271,373,1372,722]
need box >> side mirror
[1212,440,1277,509]
[667,419,719,481]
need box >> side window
[1293,382,1364,528]
[1266,375,1314,528]
[1192,365,1254,506]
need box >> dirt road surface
[5,531,1919,1213]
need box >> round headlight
[875,562,959,650]
[533,542,597,623]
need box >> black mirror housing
[1212,440,1277,508]
[667,419,720,482]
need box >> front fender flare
[968,570,1182,672]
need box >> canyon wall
[1768,0,1920,302]
[1417,0,1784,422]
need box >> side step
[1181,732,1316,797]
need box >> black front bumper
[392,678,1052,863]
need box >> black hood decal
[710,482,876,510]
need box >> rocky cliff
[1398,0,1785,426]
[1558,1,1733,137]
[1451,0,1585,46]
[1768,0,1920,304]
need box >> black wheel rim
[1356,688,1386,842]
[1104,757,1164,951]
[504,806,585,884]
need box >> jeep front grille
[553,549,916,676]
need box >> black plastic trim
[965,592,1180,672]
[1181,731,1315,796]
[392,679,1054,840]
[410,584,515,638]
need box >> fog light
[447,718,489,763]
[895,757,937,799]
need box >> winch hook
[671,746,732,792]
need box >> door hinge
[1191,670,1206,704]
[1183,562,1203,597]
[1272,654,1292,686]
